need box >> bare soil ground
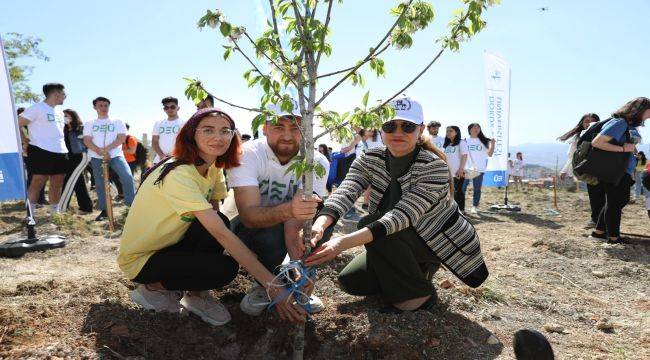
[0,187,648,359]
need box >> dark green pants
[337,227,440,304]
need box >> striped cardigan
[320,146,488,287]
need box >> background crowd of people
[13,81,649,331]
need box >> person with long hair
[559,113,602,227]
[443,126,468,211]
[302,96,488,313]
[463,123,496,214]
[61,109,92,213]
[318,143,331,162]
[590,97,650,243]
[118,108,307,326]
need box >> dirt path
[0,188,648,359]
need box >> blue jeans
[90,156,135,210]
[462,173,484,207]
[635,171,644,197]
[231,217,334,273]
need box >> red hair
[142,108,242,187]
[173,108,242,169]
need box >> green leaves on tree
[284,156,326,180]
[2,32,49,104]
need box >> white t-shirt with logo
[512,159,525,177]
[464,137,490,173]
[444,140,469,176]
[228,139,330,207]
[430,135,445,149]
[20,102,67,153]
[152,118,185,163]
[83,118,127,159]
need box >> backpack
[572,118,629,185]
[134,140,148,166]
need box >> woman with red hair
[118,108,307,326]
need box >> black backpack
[573,118,629,185]
[134,140,148,166]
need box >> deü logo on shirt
[93,124,116,132]
[468,144,484,152]
[47,113,64,123]
[158,125,181,135]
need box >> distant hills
[509,142,569,170]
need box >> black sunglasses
[163,105,178,110]
[381,121,418,134]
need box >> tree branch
[314,119,348,141]
[268,0,290,64]
[200,86,261,112]
[316,43,389,79]
[242,31,300,89]
[315,0,334,68]
[377,48,445,108]
[229,35,300,109]
[377,11,472,109]
[314,0,414,107]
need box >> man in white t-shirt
[83,97,135,221]
[18,83,68,216]
[426,121,444,149]
[152,97,185,164]
[228,100,330,317]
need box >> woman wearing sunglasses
[118,108,308,326]
[302,96,488,313]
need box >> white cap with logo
[387,96,424,125]
[266,98,301,118]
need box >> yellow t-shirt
[117,160,228,279]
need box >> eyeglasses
[163,105,178,110]
[196,127,235,139]
[381,121,418,134]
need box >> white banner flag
[483,51,510,187]
[0,35,26,201]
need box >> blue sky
[2,0,649,150]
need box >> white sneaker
[240,284,325,315]
[180,291,231,326]
[470,206,478,214]
[240,284,270,316]
[306,294,324,314]
[129,284,183,313]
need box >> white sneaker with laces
[240,284,270,316]
[129,284,183,313]
[470,206,478,214]
[240,283,325,316]
[180,291,231,326]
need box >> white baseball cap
[387,96,424,125]
[266,98,301,118]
